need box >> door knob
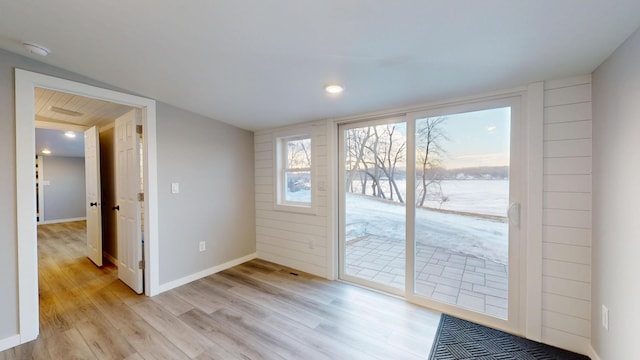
[112,205,120,211]
[90,202,98,207]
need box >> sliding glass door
[410,105,514,320]
[339,97,522,329]
[338,118,407,295]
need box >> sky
[423,106,511,169]
[344,106,512,171]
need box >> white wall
[591,27,640,360]
[254,121,330,278]
[157,103,256,286]
[40,156,87,222]
[541,76,593,353]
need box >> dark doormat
[428,314,590,359]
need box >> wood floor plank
[0,221,441,360]
[172,281,226,314]
[118,318,191,360]
[122,353,144,360]
[150,291,195,316]
[75,320,137,360]
[38,291,73,339]
[226,280,325,328]
[179,308,268,360]
[197,277,376,360]
[131,300,215,358]
[208,307,331,360]
[0,338,49,360]
[45,327,97,360]
[89,290,142,331]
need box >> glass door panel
[340,121,407,292]
[413,107,511,319]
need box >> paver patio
[346,234,508,319]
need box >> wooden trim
[156,253,257,293]
[588,345,602,360]
[34,120,89,132]
[525,81,544,341]
[39,217,87,225]
[325,119,338,280]
[15,69,39,343]
[0,335,20,352]
[330,85,527,125]
[103,251,118,266]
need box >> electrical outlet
[602,305,609,331]
[199,241,206,252]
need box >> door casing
[15,69,159,344]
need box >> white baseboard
[0,334,21,352]
[156,253,257,294]
[588,345,601,360]
[38,217,86,225]
[103,252,117,266]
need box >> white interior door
[115,109,144,294]
[84,125,103,266]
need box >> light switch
[43,180,50,186]
[171,182,179,194]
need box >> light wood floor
[1,221,441,360]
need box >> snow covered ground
[351,179,509,217]
[421,179,508,217]
[346,191,508,265]
[288,179,509,264]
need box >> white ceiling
[34,88,134,157]
[35,88,134,129]
[1,1,640,130]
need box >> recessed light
[324,84,344,94]
[64,131,76,138]
[22,42,50,57]
[41,149,51,155]
[49,106,83,117]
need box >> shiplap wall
[541,75,592,353]
[254,78,593,354]
[254,122,330,278]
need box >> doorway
[338,96,523,332]
[15,69,159,344]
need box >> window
[275,132,313,212]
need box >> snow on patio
[345,184,509,318]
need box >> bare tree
[344,123,407,203]
[287,138,311,168]
[416,117,447,207]
[345,128,374,194]
[370,125,405,202]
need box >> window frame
[273,129,315,214]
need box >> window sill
[273,203,317,215]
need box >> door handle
[90,202,98,207]
[112,205,120,211]
[508,202,521,228]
